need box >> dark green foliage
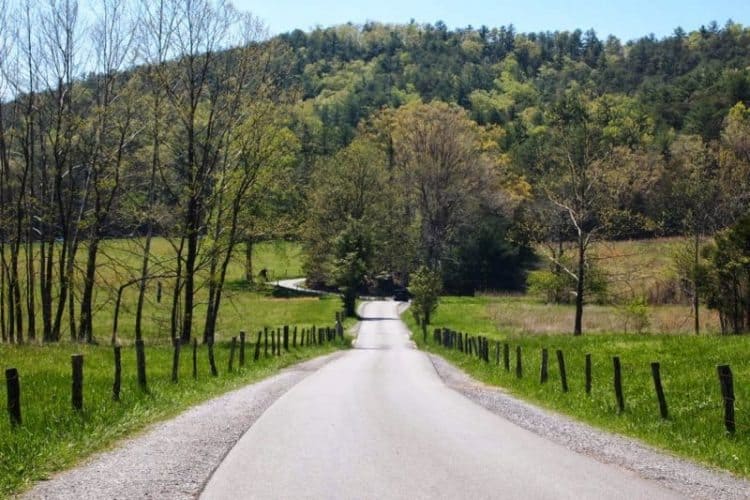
[442,214,535,294]
[703,214,750,334]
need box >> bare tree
[76,0,136,343]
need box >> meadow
[0,239,355,496]
[405,295,750,478]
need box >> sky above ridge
[233,0,748,42]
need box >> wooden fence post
[293,327,298,348]
[228,336,237,372]
[112,345,122,402]
[717,364,735,433]
[503,343,510,372]
[192,338,198,379]
[72,354,84,411]
[495,342,500,365]
[540,349,549,383]
[585,353,592,395]
[254,331,262,361]
[516,346,522,378]
[135,339,147,392]
[208,341,218,377]
[651,362,668,419]
[156,281,162,303]
[171,338,180,383]
[557,350,568,392]
[613,356,624,413]
[239,331,246,367]
[284,325,289,351]
[264,327,269,357]
[5,368,21,426]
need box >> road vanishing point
[201,300,681,499]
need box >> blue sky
[233,0,748,42]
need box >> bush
[619,296,651,333]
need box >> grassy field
[405,296,750,477]
[2,238,305,344]
[536,237,696,304]
[0,239,356,497]
[0,298,350,497]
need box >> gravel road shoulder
[22,351,346,500]
[428,353,750,500]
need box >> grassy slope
[405,298,750,478]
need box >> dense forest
[0,0,749,344]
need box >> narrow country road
[201,301,681,499]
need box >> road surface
[201,300,681,499]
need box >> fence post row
[717,364,735,433]
[540,348,549,384]
[613,356,624,413]
[557,350,568,393]
[651,362,668,419]
[71,354,84,411]
[112,345,122,402]
[6,368,21,426]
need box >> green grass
[406,296,750,478]
[2,238,305,344]
[0,239,357,497]
[0,318,351,497]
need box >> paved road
[201,301,681,500]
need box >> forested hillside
[0,0,749,344]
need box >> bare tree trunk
[573,234,585,336]
[79,239,98,343]
[693,232,700,335]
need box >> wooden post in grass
[516,346,522,378]
[112,345,122,402]
[156,281,162,303]
[613,356,624,413]
[540,349,549,383]
[503,343,510,372]
[650,362,668,419]
[557,350,568,393]
[72,354,84,411]
[192,338,198,379]
[585,354,592,395]
[271,331,276,356]
[254,331,262,361]
[458,332,463,352]
[264,327,269,356]
[293,327,297,348]
[135,339,147,392]
[208,341,218,377]
[239,331,246,367]
[5,368,21,426]
[228,336,238,372]
[495,342,500,365]
[171,338,181,383]
[717,364,735,433]
[284,325,289,351]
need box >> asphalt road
[200,300,681,500]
